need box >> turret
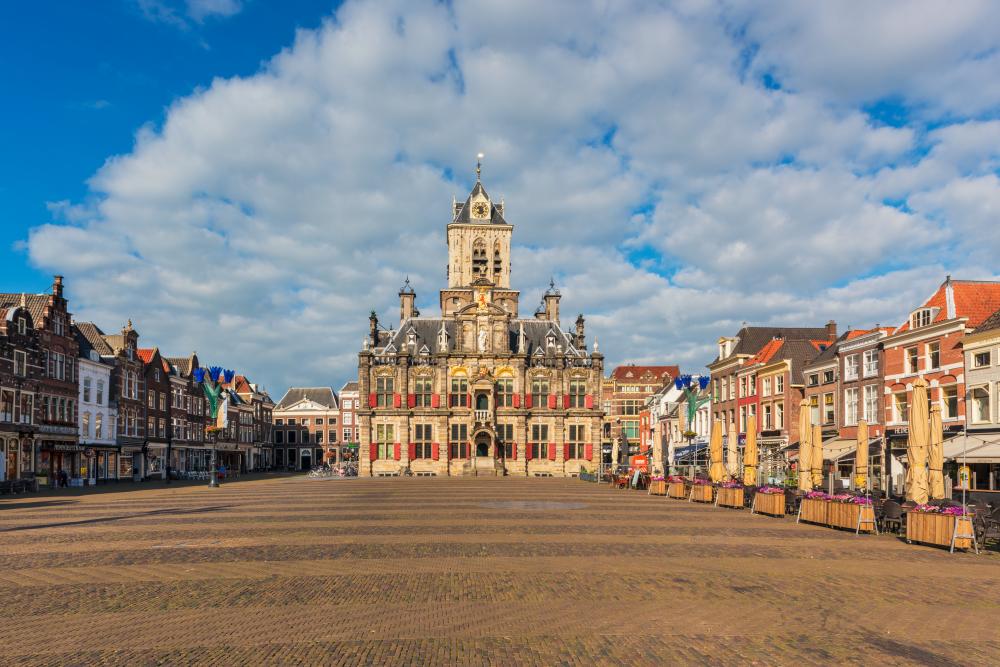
[399,277,416,326]
[369,310,379,349]
[575,314,585,349]
[543,278,561,324]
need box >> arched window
[492,241,502,278]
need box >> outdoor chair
[974,506,1000,545]
[881,500,904,534]
[784,489,799,515]
[744,486,757,509]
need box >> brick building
[602,365,678,465]
[960,307,1000,491]
[273,387,339,470]
[358,169,604,477]
[0,299,42,482]
[338,381,359,460]
[138,348,171,479]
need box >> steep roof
[0,292,51,325]
[746,338,784,366]
[340,381,359,393]
[716,326,832,363]
[973,307,1000,335]
[895,279,1000,333]
[451,180,509,226]
[137,348,170,373]
[165,355,197,375]
[380,317,582,358]
[275,387,339,410]
[610,365,679,383]
[73,322,114,356]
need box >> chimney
[398,277,416,326]
[369,310,379,349]
[543,278,561,324]
[944,275,956,320]
[52,275,64,298]
[825,320,837,339]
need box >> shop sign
[84,448,95,458]
[629,455,649,472]
[50,443,84,452]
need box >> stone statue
[478,328,488,352]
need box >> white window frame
[970,385,991,424]
[863,349,879,377]
[844,387,859,427]
[844,354,859,381]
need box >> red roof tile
[895,280,1000,333]
[610,365,680,382]
[747,338,784,365]
[136,348,155,364]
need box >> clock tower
[446,158,512,290]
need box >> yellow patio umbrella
[812,423,824,490]
[797,399,813,491]
[906,378,930,505]
[743,414,758,486]
[709,419,726,482]
[929,404,945,499]
[854,419,869,490]
[726,420,740,478]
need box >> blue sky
[4,1,1000,394]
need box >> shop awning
[822,438,857,463]
[943,435,1000,463]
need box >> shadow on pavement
[0,505,234,533]
[0,500,79,512]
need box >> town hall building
[358,163,604,476]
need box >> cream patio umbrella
[611,439,620,474]
[743,414,758,486]
[812,423,824,490]
[929,404,945,500]
[906,378,930,505]
[855,419,869,491]
[797,399,813,492]
[726,420,740,478]
[709,419,726,482]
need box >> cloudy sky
[4,0,1000,394]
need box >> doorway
[300,450,312,470]
[475,433,491,457]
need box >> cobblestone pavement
[1,477,998,666]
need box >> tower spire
[476,152,484,181]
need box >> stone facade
[358,171,604,477]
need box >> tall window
[530,377,549,407]
[970,386,990,424]
[893,392,909,423]
[941,385,958,419]
[497,423,514,457]
[775,402,784,429]
[413,424,432,458]
[569,380,586,408]
[863,385,879,424]
[83,377,92,403]
[567,424,586,459]
[863,349,879,377]
[450,378,468,407]
[762,378,771,397]
[774,376,784,394]
[96,380,104,405]
[844,388,858,426]
[905,347,919,374]
[376,376,394,407]
[95,413,103,439]
[449,423,468,458]
[763,403,772,429]
[530,423,549,459]
[823,393,835,424]
[496,378,514,407]
[82,412,91,437]
[14,351,26,377]
[927,342,940,370]
[376,423,394,459]
[844,355,859,380]
[414,377,433,407]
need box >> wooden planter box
[717,487,744,508]
[753,492,785,517]
[649,480,666,496]
[799,498,828,525]
[668,482,687,499]
[827,502,876,532]
[690,484,714,503]
[907,512,975,551]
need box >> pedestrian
[218,463,226,481]
[59,469,68,488]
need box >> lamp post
[208,430,219,488]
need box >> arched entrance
[300,450,312,470]
[475,432,491,457]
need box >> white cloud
[135,0,244,28]
[29,0,1000,392]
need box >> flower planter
[717,487,744,509]
[826,502,876,532]
[689,484,714,503]
[798,498,828,525]
[907,512,975,551]
[668,482,687,499]
[648,480,666,496]
[753,492,785,517]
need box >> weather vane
[476,152,484,180]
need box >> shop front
[1,433,35,482]
[39,440,85,487]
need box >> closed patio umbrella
[611,440,620,473]
[726,420,740,478]
[797,399,813,492]
[743,414,758,486]
[855,419,869,490]
[929,404,945,499]
[906,378,930,505]
[709,419,725,482]
[812,423,824,490]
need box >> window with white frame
[823,392,835,424]
[973,351,991,368]
[763,403,772,429]
[775,402,784,429]
[940,385,958,419]
[905,347,919,374]
[863,385,879,424]
[910,308,933,329]
[775,375,784,394]
[844,354,859,380]
[970,386,990,424]
[762,377,771,397]
[14,351,27,377]
[863,349,879,377]
[893,392,908,423]
[927,341,940,370]
[844,388,859,426]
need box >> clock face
[472,201,489,218]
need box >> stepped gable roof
[895,279,1000,333]
[451,180,509,226]
[973,306,1000,335]
[610,365,679,383]
[73,322,114,356]
[0,292,50,324]
[275,387,339,410]
[340,381,359,394]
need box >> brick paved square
[1,477,997,665]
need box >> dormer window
[910,308,935,329]
[16,317,26,335]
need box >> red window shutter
[369,443,378,461]
[393,393,402,409]
[393,443,401,460]
[525,394,533,409]
[431,443,439,460]
[467,393,472,408]
[512,393,520,408]
[563,444,570,461]
[547,443,556,460]
[407,394,415,409]
[431,393,440,408]
[408,443,416,459]
[584,443,593,461]
[525,444,533,461]
[511,443,517,460]
[585,395,594,409]
[563,394,570,409]
[368,393,376,408]
[547,394,556,410]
